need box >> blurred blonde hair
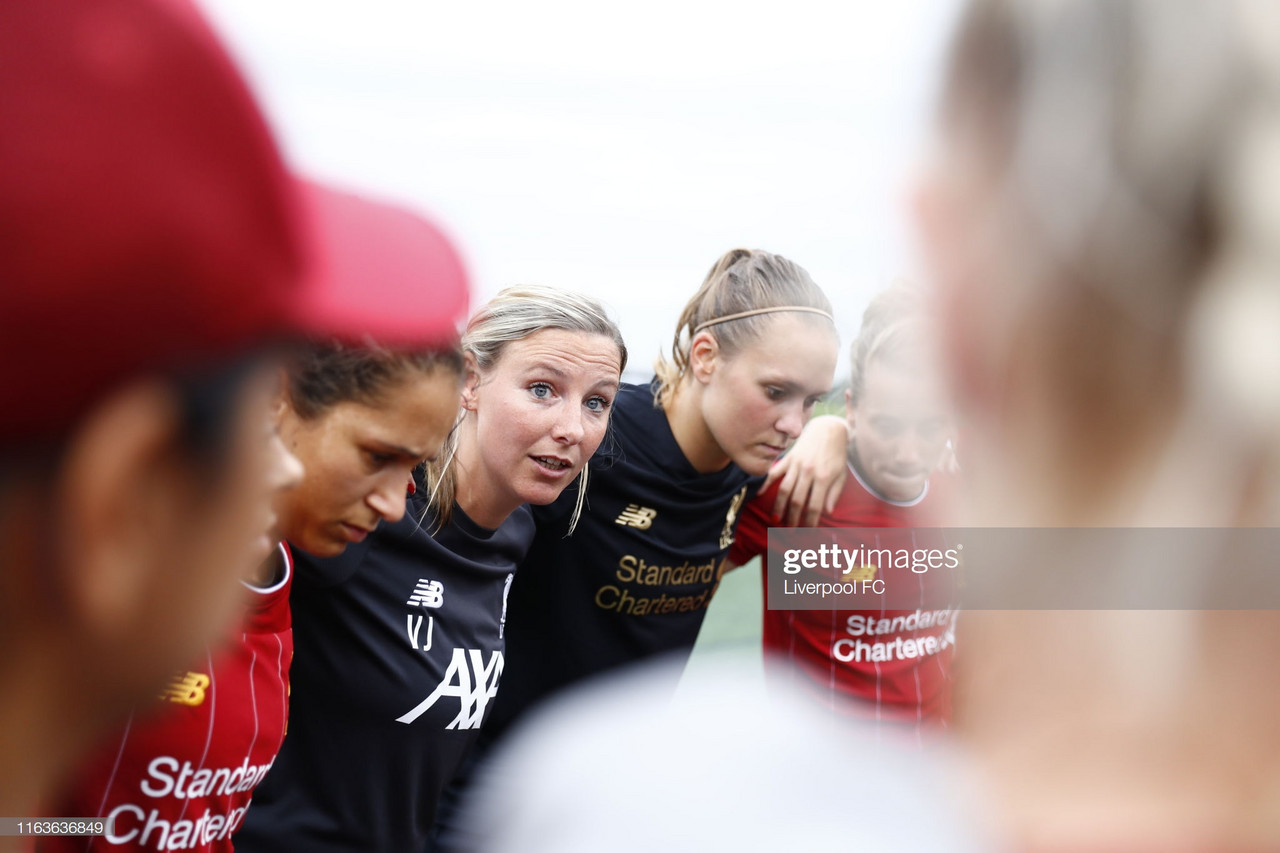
[941,0,1280,440]
[848,280,935,405]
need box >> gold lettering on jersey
[614,504,657,529]
[719,486,748,549]
[594,585,712,616]
[599,554,721,616]
[615,554,716,586]
[161,672,211,706]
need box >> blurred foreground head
[920,0,1280,525]
[919,2,1280,847]
[464,659,974,853]
[0,0,467,822]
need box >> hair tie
[693,306,834,334]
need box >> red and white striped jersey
[729,466,957,733]
[39,544,294,852]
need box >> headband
[692,306,835,334]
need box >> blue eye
[585,395,612,413]
[530,382,553,399]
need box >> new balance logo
[615,504,657,529]
[161,672,210,706]
[407,579,444,608]
[395,648,503,729]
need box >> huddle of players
[238,276,949,853]
[14,20,952,853]
[16,0,1280,849]
[6,2,957,851]
[2,0,952,845]
[40,245,953,853]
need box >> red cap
[0,0,469,444]
[295,179,469,352]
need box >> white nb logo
[407,579,444,608]
[395,648,504,730]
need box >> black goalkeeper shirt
[238,495,533,853]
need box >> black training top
[237,495,534,853]
[486,380,758,740]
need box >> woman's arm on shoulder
[763,415,850,527]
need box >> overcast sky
[199,0,961,381]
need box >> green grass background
[680,556,764,686]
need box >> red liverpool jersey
[40,545,294,852]
[729,466,956,729]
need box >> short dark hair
[285,341,464,420]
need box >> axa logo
[161,672,210,706]
[615,504,657,529]
[395,648,503,730]
[407,578,444,608]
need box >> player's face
[463,329,621,523]
[275,367,461,557]
[699,314,839,476]
[847,357,951,502]
[111,365,302,696]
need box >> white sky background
[199,0,962,383]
